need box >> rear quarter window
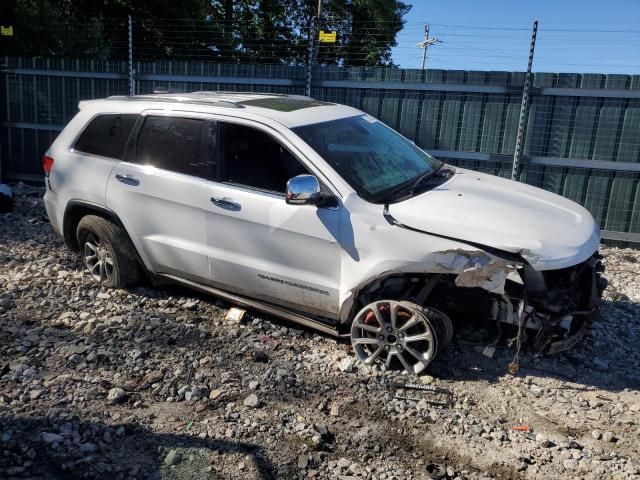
[74,114,138,159]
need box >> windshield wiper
[406,162,445,194]
[374,162,446,203]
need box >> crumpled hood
[387,168,600,270]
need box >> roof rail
[105,95,245,109]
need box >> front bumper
[523,252,606,354]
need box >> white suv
[43,92,606,374]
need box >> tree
[0,0,411,66]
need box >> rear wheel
[350,300,452,375]
[76,215,141,288]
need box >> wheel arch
[338,271,450,329]
[63,200,123,251]
[62,200,151,270]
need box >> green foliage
[0,0,410,66]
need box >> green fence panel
[563,168,587,204]
[605,172,638,233]
[450,159,476,170]
[466,71,487,85]
[617,99,640,163]
[361,89,382,118]
[416,91,442,150]
[480,95,505,153]
[519,163,543,187]
[593,99,625,162]
[603,74,628,90]
[540,166,565,195]
[476,161,500,176]
[584,172,612,225]
[380,90,402,131]
[524,95,553,156]
[581,73,605,89]
[360,68,386,118]
[438,92,463,150]
[631,184,640,234]
[501,94,520,155]
[397,91,421,140]
[569,97,599,159]
[546,96,575,158]
[343,87,364,110]
[458,93,483,151]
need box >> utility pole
[421,24,429,70]
[511,20,538,181]
[417,24,440,70]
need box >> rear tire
[76,215,141,288]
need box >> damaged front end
[353,250,607,359]
[438,250,608,355]
[514,253,607,354]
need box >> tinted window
[293,115,441,202]
[74,114,137,159]
[136,116,216,180]
[220,123,307,193]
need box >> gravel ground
[1,184,639,480]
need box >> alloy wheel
[83,233,114,283]
[351,300,439,375]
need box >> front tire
[76,215,141,288]
[350,300,452,375]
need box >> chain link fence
[1,18,639,243]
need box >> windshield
[292,115,441,202]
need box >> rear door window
[136,116,216,180]
[74,114,137,159]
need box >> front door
[205,121,342,318]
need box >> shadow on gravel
[429,298,640,393]
[126,282,640,395]
[0,415,276,480]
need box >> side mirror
[286,174,324,206]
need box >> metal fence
[1,56,640,242]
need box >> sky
[391,0,640,74]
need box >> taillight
[42,155,54,176]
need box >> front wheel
[350,300,453,375]
[76,215,141,288]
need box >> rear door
[205,120,343,318]
[106,112,217,282]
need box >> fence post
[511,20,538,181]
[128,15,135,96]
[0,57,7,185]
[305,16,317,97]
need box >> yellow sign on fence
[318,30,336,43]
[1,26,14,36]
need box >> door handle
[211,196,240,210]
[115,174,140,186]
